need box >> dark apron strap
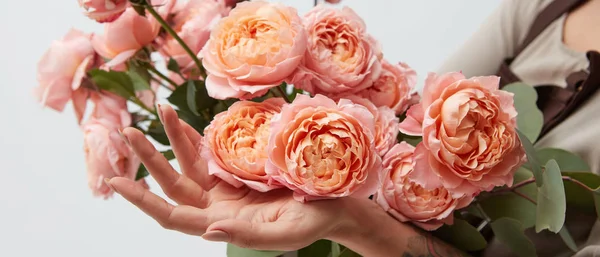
[496,0,599,139]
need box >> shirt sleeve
[435,0,547,77]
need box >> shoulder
[499,0,554,44]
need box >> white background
[0,0,501,256]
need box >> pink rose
[266,94,384,202]
[202,98,286,192]
[289,6,382,98]
[201,1,307,100]
[78,0,129,23]
[400,72,526,197]
[92,0,175,68]
[357,60,419,114]
[344,96,399,157]
[374,143,473,231]
[35,29,100,123]
[159,0,230,84]
[90,92,132,127]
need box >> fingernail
[104,178,120,194]
[202,230,230,242]
[157,104,164,122]
[118,129,131,146]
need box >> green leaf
[517,129,543,187]
[594,194,600,219]
[298,240,331,257]
[147,120,170,145]
[562,172,600,215]
[433,218,487,252]
[168,80,217,114]
[162,150,175,160]
[558,226,578,253]
[331,242,341,257]
[398,132,423,147]
[502,82,544,142]
[490,218,537,257]
[186,80,201,116]
[127,70,152,91]
[337,248,361,257]
[89,69,135,100]
[226,244,285,257]
[479,193,536,228]
[536,159,566,233]
[176,110,209,135]
[536,148,590,172]
[135,164,149,180]
[167,58,181,74]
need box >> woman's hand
[107,104,353,251]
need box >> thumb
[202,219,312,251]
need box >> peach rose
[92,0,174,68]
[357,60,419,114]
[35,29,100,123]
[400,72,526,197]
[201,1,307,100]
[266,94,383,202]
[78,0,129,23]
[159,0,230,83]
[344,96,399,157]
[90,92,131,126]
[201,98,286,192]
[289,6,382,98]
[375,143,473,231]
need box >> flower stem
[143,4,206,79]
[276,86,291,103]
[314,0,318,7]
[146,64,178,89]
[133,97,158,117]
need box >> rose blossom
[159,0,230,83]
[266,94,383,202]
[357,60,419,114]
[202,98,286,192]
[35,29,100,123]
[343,96,399,157]
[92,0,174,68]
[374,143,473,231]
[289,6,382,98]
[78,0,129,23]
[201,1,307,100]
[399,72,526,197]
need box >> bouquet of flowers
[35,0,600,256]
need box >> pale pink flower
[289,6,382,98]
[159,0,230,84]
[400,72,526,197]
[375,143,473,231]
[266,94,383,202]
[201,1,307,100]
[78,0,129,23]
[357,60,419,114]
[92,0,175,68]
[35,29,100,123]
[201,98,286,192]
[344,96,399,157]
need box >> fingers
[203,220,312,251]
[180,120,220,190]
[122,127,210,208]
[107,177,212,236]
[159,104,218,191]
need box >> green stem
[144,4,206,79]
[132,97,158,116]
[275,86,291,103]
[146,64,178,89]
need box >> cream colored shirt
[438,0,600,256]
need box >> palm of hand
[108,105,340,251]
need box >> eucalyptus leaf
[562,172,600,216]
[226,244,285,257]
[536,159,566,233]
[89,69,135,100]
[536,148,590,172]
[479,194,536,228]
[502,83,544,142]
[331,242,341,257]
[558,226,578,253]
[433,218,487,251]
[490,218,537,257]
[338,248,361,257]
[517,129,543,187]
[298,240,331,257]
[594,194,600,219]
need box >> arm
[436,0,534,77]
[328,198,469,257]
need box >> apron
[497,0,600,138]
